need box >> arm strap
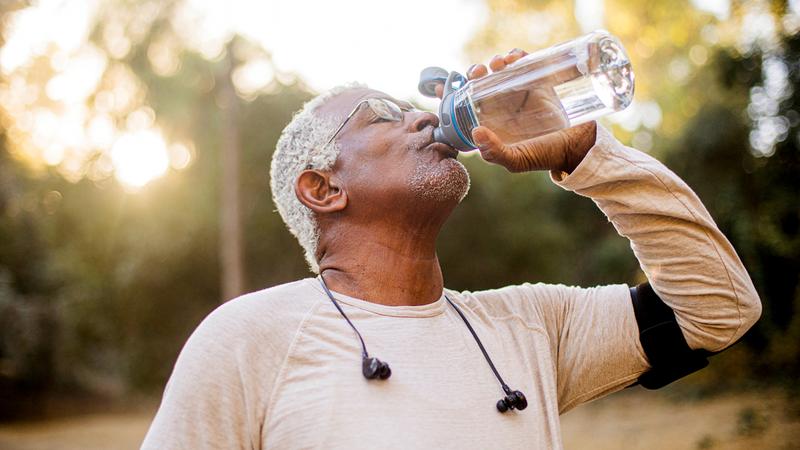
[630,283,710,389]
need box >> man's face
[315,88,470,219]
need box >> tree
[0,0,314,407]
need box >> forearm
[551,124,761,352]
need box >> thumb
[472,126,517,170]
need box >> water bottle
[418,30,634,151]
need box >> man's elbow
[738,287,762,336]
[683,286,762,353]
[721,287,761,352]
[731,279,763,337]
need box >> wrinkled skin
[295,49,596,307]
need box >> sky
[0,0,488,99]
[175,0,488,109]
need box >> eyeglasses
[323,97,416,147]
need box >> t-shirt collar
[307,277,447,318]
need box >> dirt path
[0,412,152,450]
[561,389,799,449]
[0,389,796,449]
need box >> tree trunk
[218,45,245,302]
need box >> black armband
[630,283,709,389]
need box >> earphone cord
[445,295,513,396]
[319,275,512,396]
[319,275,370,360]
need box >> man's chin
[409,158,471,204]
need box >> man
[142,49,761,449]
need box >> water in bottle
[418,30,634,151]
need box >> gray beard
[408,157,471,203]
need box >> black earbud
[319,276,392,382]
[496,390,528,413]
[362,357,392,380]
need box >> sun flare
[110,129,170,188]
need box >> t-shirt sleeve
[141,300,274,450]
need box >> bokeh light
[110,129,170,188]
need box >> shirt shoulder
[198,278,325,345]
[215,277,324,318]
[454,282,572,320]
[142,279,326,450]
[176,278,326,374]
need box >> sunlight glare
[575,0,604,32]
[87,114,117,149]
[690,0,730,20]
[110,129,170,188]
[0,0,96,74]
[44,44,106,103]
[42,144,65,166]
[232,58,274,97]
[169,142,194,170]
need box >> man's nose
[409,111,439,132]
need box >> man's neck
[317,225,444,307]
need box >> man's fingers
[467,63,489,80]
[472,126,509,165]
[489,54,506,72]
[469,49,527,82]
[434,83,444,99]
[504,48,527,66]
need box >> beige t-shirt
[141,125,761,449]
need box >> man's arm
[549,124,761,353]
[470,122,760,413]
[463,49,761,354]
[451,49,760,410]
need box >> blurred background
[0,0,798,448]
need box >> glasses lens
[366,98,404,121]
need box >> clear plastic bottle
[418,30,635,151]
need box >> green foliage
[736,406,769,437]
[664,35,800,382]
[0,6,315,404]
[439,158,640,290]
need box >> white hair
[270,82,367,274]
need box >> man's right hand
[436,49,597,174]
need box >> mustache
[404,126,436,153]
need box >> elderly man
[142,49,761,449]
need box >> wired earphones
[318,275,527,413]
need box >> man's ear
[294,169,347,213]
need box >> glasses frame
[323,98,415,148]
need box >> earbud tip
[496,399,509,413]
[379,364,391,380]
[513,391,528,410]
